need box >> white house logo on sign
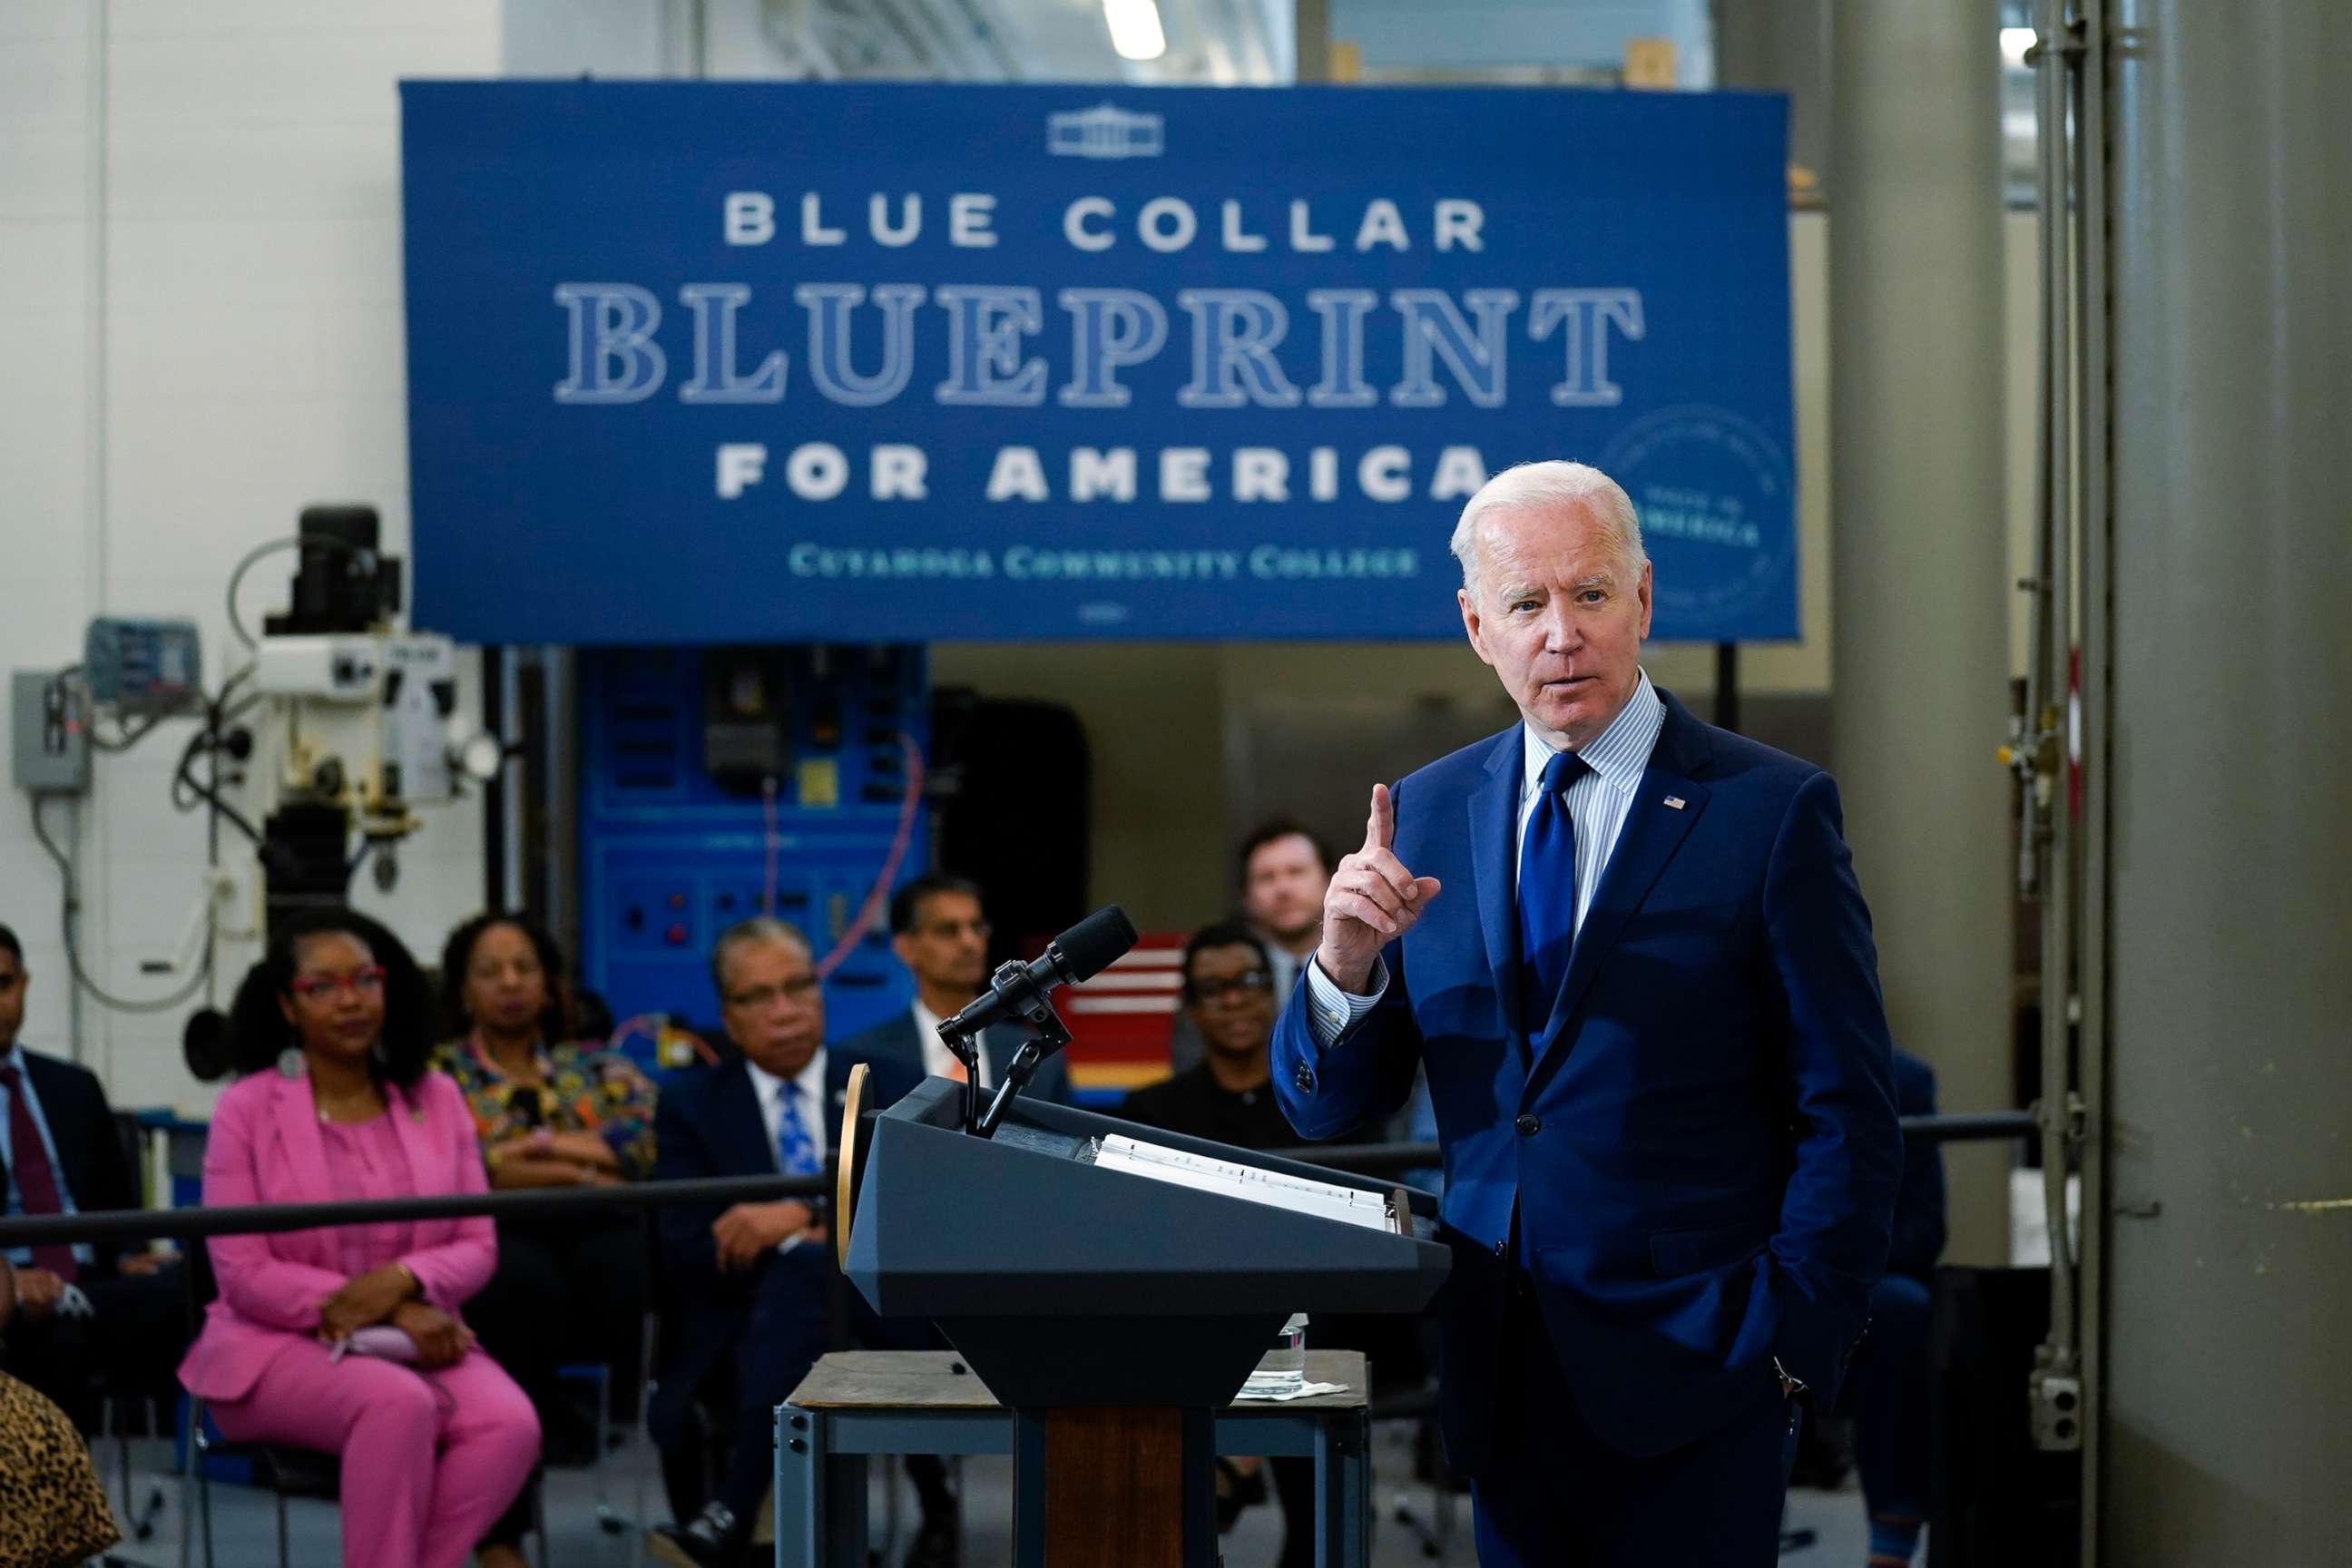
[1048,104,1164,159]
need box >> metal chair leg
[592,1362,628,1534]
[531,1473,551,1568]
[177,1395,197,1568]
[194,1401,216,1568]
[274,1481,289,1568]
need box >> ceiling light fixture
[1104,0,1168,63]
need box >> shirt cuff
[1304,954,1389,1048]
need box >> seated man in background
[0,922,187,1429]
[1170,821,1330,1074]
[1850,1048,1947,1568]
[838,873,1072,1106]
[1120,921,1328,1568]
[648,918,917,1568]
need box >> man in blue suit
[1273,461,1903,1565]
[835,873,1073,1107]
[648,917,918,1568]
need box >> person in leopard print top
[0,1257,121,1567]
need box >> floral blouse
[435,1038,660,1181]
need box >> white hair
[1449,461,1646,600]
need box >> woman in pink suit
[178,910,540,1568]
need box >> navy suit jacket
[647,1044,919,1442]
[832,1008,1073,1107]
[1273,691,1902,1465]
[0,1048,140,1274]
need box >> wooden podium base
[1014,1406,1219,1568]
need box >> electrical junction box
[11,670,90,795]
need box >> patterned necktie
[1516,748,1592,1038]
[773,1083,822,1176]
[0,1064,81,1280]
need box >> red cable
[813,731,925,980]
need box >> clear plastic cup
[1245,1312,1309,1397]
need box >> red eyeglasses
[289,966,387,1001]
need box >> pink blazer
[177,1068,496,1402]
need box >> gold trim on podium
[835,1061,867,1269]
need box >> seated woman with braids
[177,909,538,1568]
[435,912,654,1508]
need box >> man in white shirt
[835,874,1072,1106]
[1239,821,1331,1003]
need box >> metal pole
[2024,0,2084,1461]
[1828,0,2014,1267]
[1294,0,1329,83]
[2069,0,2112,1549]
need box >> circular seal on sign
[1599,405,1797,632]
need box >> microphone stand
[976,1009,1071,1140]
[938,975,1075,1139]
[940,1025,986,1135]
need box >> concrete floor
[91,1426,1880,1566]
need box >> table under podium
[833,1078,1450,1568]
[775,1349,1373,1567]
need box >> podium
[839,1078,1450,1568]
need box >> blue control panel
[577,645,928,1045]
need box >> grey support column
[2099,1,2352,1559]
[1828,1,2014,1264]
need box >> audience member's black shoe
[648,1501,744,1568]
[902,1512,960,1568]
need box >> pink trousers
[209,1339,540,1568]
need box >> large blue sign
[400,82,1795,643]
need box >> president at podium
[1273,462,1903,1566]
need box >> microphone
[939,904,1138,1047]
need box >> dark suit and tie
[649,1044,918,1533]
[0,1042,189,1424]
[1273,470,1903,1565]
[644,892,935,1566]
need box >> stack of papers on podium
[1091,1134,1394,1231]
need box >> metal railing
[0,1112,2036,1250]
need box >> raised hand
[1316,784,1442,995]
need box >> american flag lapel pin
[1663,795,1687,810]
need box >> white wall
[0,0,502,1112]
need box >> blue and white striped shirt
[1306,669,1668,1044]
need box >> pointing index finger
[1365,782,1395,853]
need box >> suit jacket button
[1514,1113,1540,1137]
[1294,1065,1315,1093]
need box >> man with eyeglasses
[648,918,916,1568]
[1120,921,1302,1153]
[837,873,1072,1107]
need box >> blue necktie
[1517,748,1591,1036]
[774,1086,822,1176]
